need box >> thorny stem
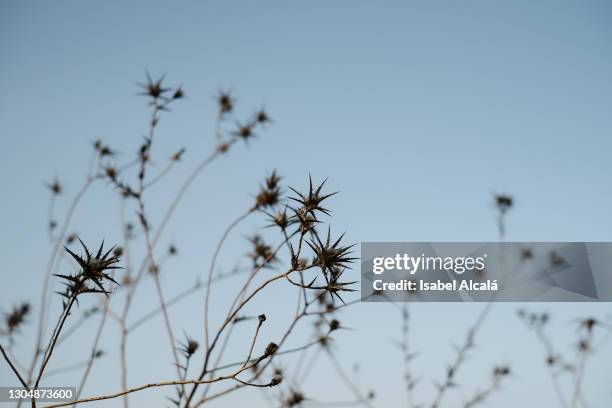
[42,357,274,408]
[1,343,29,388]
[242,319,264,369]
[119,320,129,408]
[430,302,493,408]
[570,332,592,408]
[400,306,415,408]
[72,298,110,406]
[203,209,254,353]
[33,293,79,407]
[326,349,374,408]
[462,375,503,408]
[113,118,234,408]
[26,175,97,397]
[184,268,309,406]
[225,230,299,319]
[192,278,346,408]
[210,339,323,374]
[136,101,184,401]
[191,339,323,408]
[196,232,299,401]
[530,325,568,408]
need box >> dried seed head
[289,176,337,222]
[171,148,186,161]
[138,72,171,100]
[264,342,279,356]
[168,244,178,256]
[318,335,331,348]
[173,87,185,100]
[113,246,124,257]
[3,302,30,336]
[217,91,234,116]
[255,109,270,124]
[178,335,199,358]
[249,235,277,268]
[283,390,305,407]
[48,179,62,195]
[580,318,597,333]
[148,263,159,275]
[258,314,267,323]
[255,171,282,209]
[329,319,340,332]
[308,228,356,274]
[55,239,121,300]
[294,211,318,234]
[234,122,254,141]
[99,145,114,157]
[550,251,566,267]
[104,165,117,181]
[493,365,511,377]
[270,374,283,386]
[268,208,292,230]
[217,142,231,154]
[495,194,513,213]
[520,248,533,260]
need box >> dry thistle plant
[388,195,611,407]
[385,196,516,408]
[517,310,612,408]
[0,73,373,408]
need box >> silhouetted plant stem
[203,209,254,352]
[72,298,110,406]
[26,175,98,397]
[42,357,275,408]
[33,292,79,408]
[430,302,493,408]
[326,349,374,408]
[1,343,29,388]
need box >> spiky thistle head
[2,302,30,339]
[266,207,295,230]
[137,72,171,101]
[178,333,199,359]
[55,239,121,301]
[255,170,282,209]
[248,235,278,268]
[307,228,356,274]
[232,121,256,142]
[289,176,337,221]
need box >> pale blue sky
[1,1,612,407]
